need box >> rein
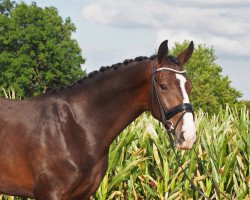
[150,67,231,200]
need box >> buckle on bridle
[165,120,174,132]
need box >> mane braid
[48,55,157,93]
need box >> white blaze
[176,74,196,146]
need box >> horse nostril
[179,131,185,143]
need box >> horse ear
[177,41,194,66]
[157,40,169,64]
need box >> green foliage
[92,107,249,199]
[2,86,16,99]
[241,100,250,113]
[171,41,242,114]
[0,0,85,98]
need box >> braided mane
[85,55,157,79]
[49,54,179,92]
[85,55,179,79]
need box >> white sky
[20,0,250,100]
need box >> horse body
[0,60,152,199]
[0,40,196,199]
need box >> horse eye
[160,84,168,90]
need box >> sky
[20,0,250,100]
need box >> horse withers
[0,40,196,199]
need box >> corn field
[0,106,249,200]
[92,106,249,200]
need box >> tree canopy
[0,0,85,97]
[171,41,242,114]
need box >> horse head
[151,40,196,150]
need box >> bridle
[151,66,194,135]
[150,66,231,200]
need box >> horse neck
[70,60,153,156]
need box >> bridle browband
[151,67,194,133]
[156,67,186,74]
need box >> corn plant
[92,106,249,199]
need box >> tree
[171,41,242,114]
[0,0,85,98]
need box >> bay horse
[0,40,196,199]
